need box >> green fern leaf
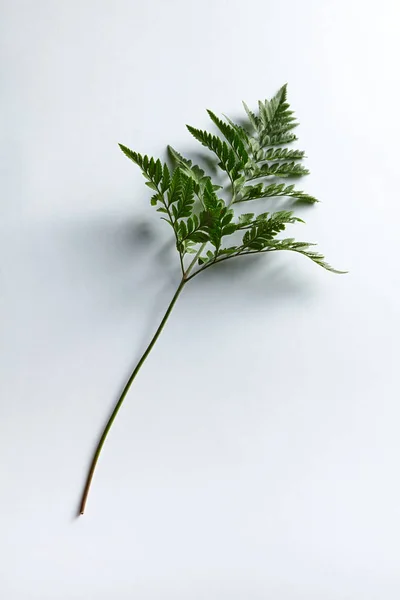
[186,125,243,181]
[237,182,318,204]
[167,146,217,194]
[79,90,344,516]
[206,110,249,165]
[223,115,251,147]
[242,211,301,251]
[268,239,347,274]
[174,174,195,219]
[119,144,170,200]
[249,161,309,178]
[237,213,255,227]
[262,148,305,161]
[161,163,171,193]
[202,179,221,210]
[167,168,183,208]
[242,101,260,131]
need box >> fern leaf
[175,175,195,219]
[262,148,305,161]
[257,85,286,127]
[161,163,171,193]
[237,213,255,227]
[202,179,221,211]
[188,181,237,251]
[186,125,243,181]
[223,115,251,146]
[294,250,346,274]
[179,212,209,244]
[268,239,347,274]
[259,131,298,148]
[248,161,309,179]
[119,144,170,200]
[118,143,143,167]
[206,110,249,165]
[237,182,318,204]
[167,168,183,208]
[242,101,260,131]
[242,211,301,251]
[120,87,341,280]
[168,146,216,194]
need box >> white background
[1,1,400,598]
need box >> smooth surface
[1,1,399,598]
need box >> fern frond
[242,101,260,132]
[248,161,309,179]
[241,211,302,251]
[237,213,255,227]
[172,173,195,220]
[237,182,318,204]
[167,146,217,195]
[223,115,251,146]
[161,163,171,192]
[118,143,172,206]
[262,147,305,161]
[206,110,249,165]
[268,239,347,274]
[189,180,237,251]
[186,125,243,181]
[167,168,183,207]
[118,144,164,188]
[260,131,298,147]
[80,88,344,515]
[119,87,341,279]
[257,84,298,137]
[178,212,209,244]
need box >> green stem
[79,277,187,515]
[159,193,184,276]
[185,248,275,281]
[185,242,207,276]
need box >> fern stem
[186,248,275,281]
[160,195,185,276]
[79,277,186,515]
[184,243,206,276]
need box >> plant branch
[79,277,187,515]
[159,191,185,275]
[184,242,207,277]
[89,88,343,514]
[185,248,274,281]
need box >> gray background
[1,0,399,598]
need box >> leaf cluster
[119,85,344,278]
